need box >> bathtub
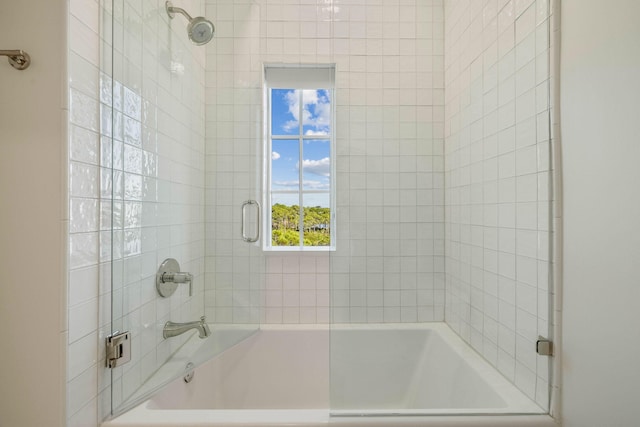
[103,324,556,427]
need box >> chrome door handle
[241,200,260,243]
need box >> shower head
[187,16,215,45]
[166,1,215,46]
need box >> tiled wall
[64,0,555,424]
[67,0,207,425]
[205,0,447,324]
[443,0,552,408]
[202,0,263,325]
[66,0,104,424]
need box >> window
[264,66,335,250]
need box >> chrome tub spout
[163,316,211,339]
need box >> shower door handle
[241,200,260,243]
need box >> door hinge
[106,331,131,368]
[536,337,553,356]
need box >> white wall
[560,1,640,426]
[0,1,67,426]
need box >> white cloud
[281,89,331,134]
[272,151,281,160]
[282,120,298,132]
[305,129,329,136]
[301,157,331,177]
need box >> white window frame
[263,65,336,251]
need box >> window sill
[263,246,335,253]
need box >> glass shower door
[103,0,263,416]
[329,0,554,418]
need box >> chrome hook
[0,50,31,70]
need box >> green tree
[272,204,331,246]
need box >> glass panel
[271,196,300,247]
[271,138,301,247]
[269,87,333,250]
[107,0,262,417]
[330,1,551,418]
[301,89,331,136]
[302,139,331,191]
[302,193,330,247]
[109,0,125,414]
[271,88,298,136]
[271,139,300,191]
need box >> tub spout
[163,316,211,339]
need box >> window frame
[263,66,336,252]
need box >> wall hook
[0,50,31,70]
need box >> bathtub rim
[103,408,556,427]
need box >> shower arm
[166,2,194,22]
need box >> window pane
[271,89,299,136]
[302,139,330,191]
[267,78,334,250]
[301,89,331,136]
[271,139,299,191]
[271,195,300,247]
[302,193,330,247]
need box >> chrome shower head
[187,16,215,45]
[166,1,215,46]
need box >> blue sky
[271,89,331,207]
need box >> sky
[271,89,331,208]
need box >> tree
[272,204,330,246]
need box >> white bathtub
[103,324,556,427]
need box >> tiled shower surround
[64,0,554,425]
[205,0,447,325]
[443,0,553,407]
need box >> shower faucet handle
[161,271,193,296]
[162,271,193,284]
[156,258,194,297]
